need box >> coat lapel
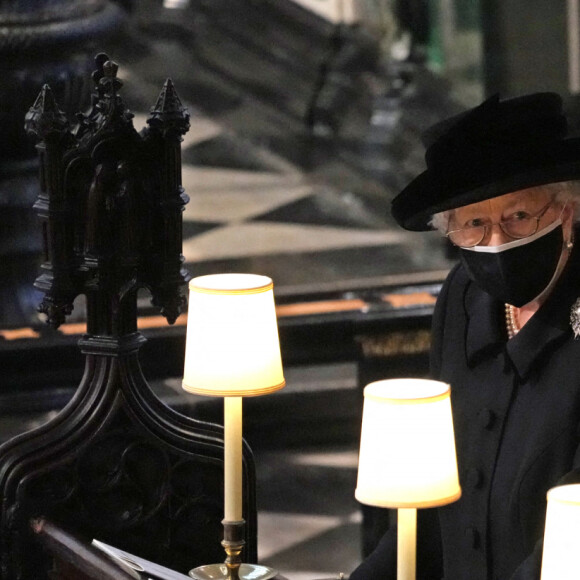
[464,283,504,366]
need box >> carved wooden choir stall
[0,54,258,580]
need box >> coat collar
[465,239,580,379]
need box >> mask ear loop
[561,199,574,250]
[533,202,574,306]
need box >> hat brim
[391,137,580,231]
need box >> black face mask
[459,220,564,307]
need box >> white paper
[92,539,192,580]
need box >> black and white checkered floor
[129,103,453,293]
[255,440,361,580]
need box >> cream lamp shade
[355,378,461,508]
[541,484,580,579]
[182,273,286,397]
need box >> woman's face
[448,187,573,247]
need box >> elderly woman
[350,93,580,580]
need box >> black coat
[350,243,580,580]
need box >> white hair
[429,180,580,233]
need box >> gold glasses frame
[445,199,561,248]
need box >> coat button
[464,526,480,550]
[467,468,484,489]
[478,408,496,430]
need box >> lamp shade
[355,378,461,508]
[182,273,286,397]
[541,484,580,579]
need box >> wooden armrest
[30,518,139,580]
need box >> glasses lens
[500,217,538,239]
[448,226,485,247]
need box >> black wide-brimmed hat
[391,92,580,231]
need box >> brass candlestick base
[189,520,277,580]
[189,563,276,580]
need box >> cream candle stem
[224,396,243,522]
[397,507,417,580]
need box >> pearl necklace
[505,303,519,339]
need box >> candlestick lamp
[541,483,580,579]
[355,378,462,580]
[182,273,285,580]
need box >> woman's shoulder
[432,263,468,329]
[433,262,482,329]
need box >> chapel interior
[0,1,578,579]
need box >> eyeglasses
[445,200,559,248]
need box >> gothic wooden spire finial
[25,53,191,330]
